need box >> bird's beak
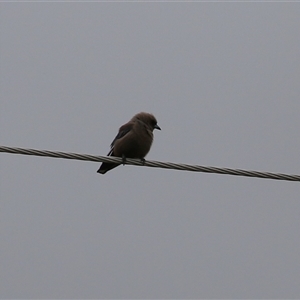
[154,124,161,130]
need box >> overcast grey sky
[1,2,300,299]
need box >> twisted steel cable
[1,145,299,182]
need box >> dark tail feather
[97,163,120,174]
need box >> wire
[1,145,299,182]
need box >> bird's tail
[97,163,120,174]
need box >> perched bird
[97,112,161,174]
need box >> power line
[1,145,299,182]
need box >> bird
[97,112,161,174]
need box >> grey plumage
[97,112,161,174]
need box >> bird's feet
[141,158,146,165]
[122,154,127,165]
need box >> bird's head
[132,112,161,131]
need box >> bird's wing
[109,122,134,153]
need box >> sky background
[1,2,300,299]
